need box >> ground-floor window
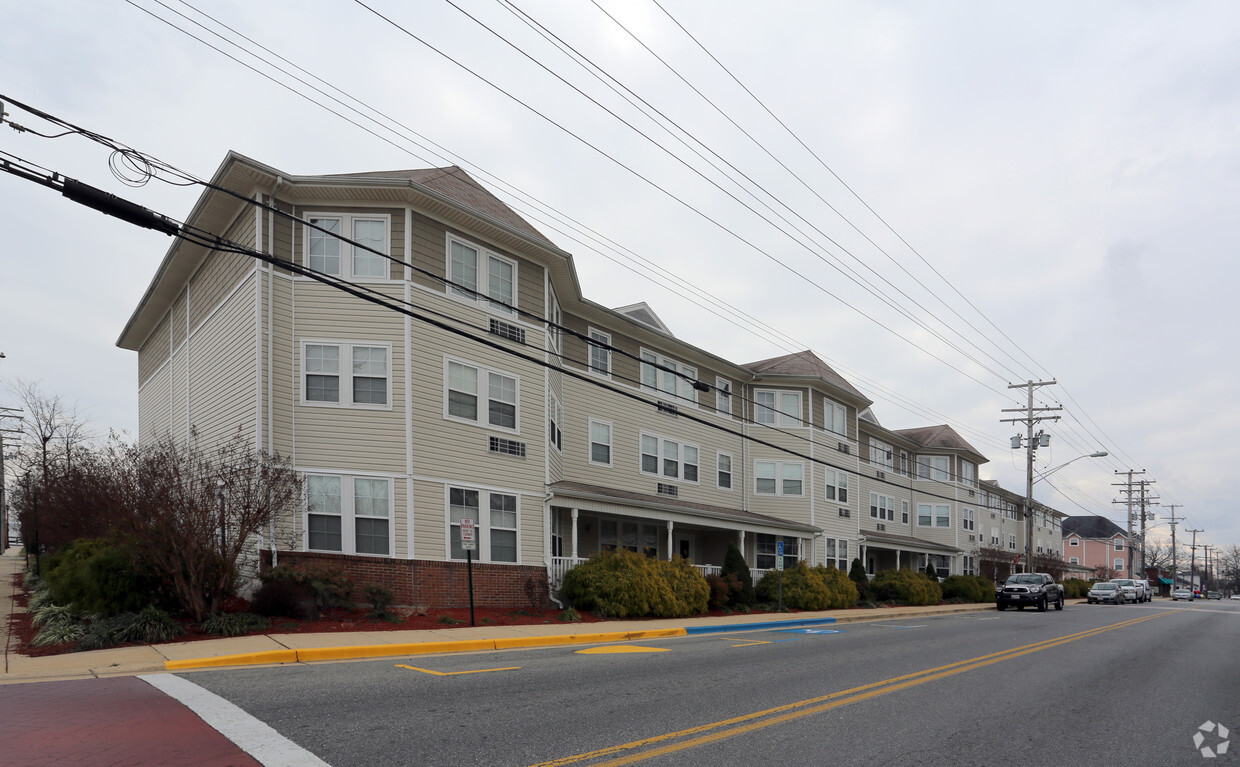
[756,534,799,569]
[306,473,392,556]
[600,520,659,558]
[824,537,849,570]
[449,486,519,563]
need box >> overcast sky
[2,1,1237,552]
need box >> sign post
[776,540,784,611]
[460,518,477,627]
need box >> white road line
[140,673,332,767]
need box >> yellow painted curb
[164,649,297,670]
[297,639,495,662]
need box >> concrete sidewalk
[2,547,995,684]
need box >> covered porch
[859,530,964,579]
[546,481,818,590]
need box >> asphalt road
[180,600,1239,767]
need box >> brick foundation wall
[261,551,551,609]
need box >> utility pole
[1165,505,1184,591]
[1112,471,1149,576]
[1138,480,1157,581]
[0,406,24,552]
[1204,545,1214,594]
[1001,380,1060,574]
[1188,529,1203,597]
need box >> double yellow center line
[532,611,1172,766]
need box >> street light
[1033,451,1108,484]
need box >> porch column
[667,521,674,561]
[570,508,579,560]
[896,550,901,570]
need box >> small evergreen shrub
[251,578,317,619]
[202,612,271,637]
[44,538,165,617]
[257,564,354,615]
[560,549,708,618]
[849,558,871,601]
[559,606,581,622]
[755,562,859,610]
[871,569,943,606]
[1064,579,1093,599]
[362,583,396,620]
[941,575,995,603]
[720,544,756,607]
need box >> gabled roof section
[613,302,673,335]
[321,166,549,244]
[1062,516,1126,540]
[744,350,869,404]
[893,424,988,463]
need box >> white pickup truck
[1110,578,1148,603]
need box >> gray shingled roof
[893,424,986,461]
[1062,516,1126,540]
[321,166,550,244]
[744,350,868,402]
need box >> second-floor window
[918,455,950,481]
[306,214,389,279]
[303,342,390,408]
[717,453,733,489]
[588,329,611,377]
[918,503,950,527]
[449,236,516,314]
[961,508,975,531]
[755,390,801,427]
[1114,538,1125,551]
[755,461,803,496]
[868,439,893,469]
[446,359,519,432]
[589,420,612,466]
[641,433,699,482]
[869,492,895,521]
[824,400,847,435]
[824,468,848,503]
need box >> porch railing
[550,557,724,587]
[693,564,722,577]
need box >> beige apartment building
[117,152,1061,606]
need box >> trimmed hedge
[45,538,165,617]
[870,569,943,606]
[755,562,859,610]
[1064,578,1094,599]
[560,549,709,618]
[941,575,996,603]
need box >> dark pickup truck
[996,573,1065,612]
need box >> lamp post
[1033,451,1108,485]
[1026,450,1107,572]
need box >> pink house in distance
[1062,516,1129,576]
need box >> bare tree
[1033,551,1067,581]
[979,547,1017,583]
[1093,563,1119,581]
[116,432,302,621]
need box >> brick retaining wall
[261,551,551,609]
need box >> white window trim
[640,431,701,484]
[1069,537,1080,546]
[716,451,733,491]
[302,212,393,281]
[1069,556,1080,565]
[715,377,732,419]
[917,455,951,482]
[639,348,699,407]
[755,460,804,496]
[445,485,521,564]
[446,233,519,316]
[444,356,521,433]
[824,399,847,436]
[548,391,563,452]
[1114,558,1125,571]
[588,418,613,467]
[300,340,393,410]
[870,492,895,521]
[304,473,394,557]
[824,467,848,503]
[754,389,803,427]
[587,328,612,378]
[868,439,894,469]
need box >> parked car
[1110,579,1144,603]
[1087,582,1126,605]
[1132,579,1152,601]
[996,573,1065,612]
[1207,591,1222,600]
[1231,595,1240,601]
[1172,588,1193,601]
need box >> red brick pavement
[0,676,261,766]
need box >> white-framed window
[870,492,895,521]
[918,503,950,527]
[960,461,976,487]
[640,433,699,483]
[868,439,893,469]
[902,500,910,524]
[1009,534,1017,550]
[990,528,1000,546]
[445,358,519,432]
[306,474,392,556]
[755,461,803,496]
[961,508,974,531]
[547,281,561,351]
[448,235,516,315]
[824,400,847,435]
[755,390,802,427]
[715,377,732,418]
[1114,538,1125,551]
[824,537,849,570]
[640,349,698,406]
[548,392,563,452]
[1069,537,1080,546]
[918,455,951,481]
[756,534,800,569]
[824,468,848,503]
[1069,556,1080,565]
[600,520,659,557]
[302,341,391,408]
[587,329,611,377]
[1114,557,1125,572]
[717,452,733,490]
[305,213,390,279]
[589,419,612,466]
[448,486,519,563]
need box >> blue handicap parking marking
[776,628,842,635]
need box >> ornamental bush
[870,568,943,606]
[849,557,871,601]
[560,549,708,618]
[45,538,165,617]
[1064,578,1093,599]
[941,574,995,603]
[754,562,858,610]
[720,543,756,607]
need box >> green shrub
[33,620,86,647]
[32,603,77,629]
[44,538,165,617]
[201,612,271,637]
[755,562,859,610]
[941,575,996,603]
[559,606,581,622]
[849,558,870,601]
[721,544,756,607]
[259,564,354,612]
[1064,578,1093,599]
[362,583,396,620]
[871,569,943,606]
[251,578,317,619]
[560,549,708,618]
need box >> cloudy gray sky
[2,1,1237,551]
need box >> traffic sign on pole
[460,518,476,551]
